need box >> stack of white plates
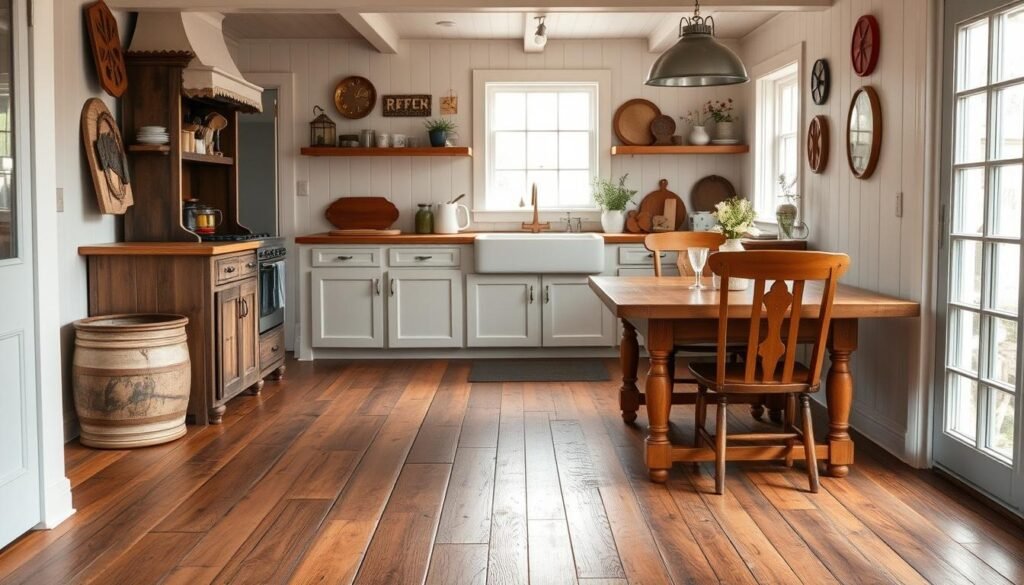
[137,126,169,145]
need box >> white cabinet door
[387,269,464,348]
[467,275,541,347]
[541,276,615,347]
[311,268,384,348]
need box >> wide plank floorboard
[1,357,1022,585]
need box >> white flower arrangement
[712,197,761,240]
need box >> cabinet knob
[224,265,236,273]
[246,262,256,268]
[271,345,280,352]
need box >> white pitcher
[434,202,470,234]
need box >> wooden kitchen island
[589,275,920,482]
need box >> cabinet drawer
[238,254,259,278]
[312,248,381,267]
[388,247,461,267]
[618,246,677,266]
[214,257,242,285]
[260,327,285,366]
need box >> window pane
[526,170,558,206]
[526,132,558,169]
[956,93,988,164]
[949,308,981,373]
[996,6,1024,82]
[991,165,1021,237]
[947,373,979,441]
[494,132,525,170]
[527,93,558,130]
[989,316,1018,387]
[958,19,989,91]
[991,243,1020,314]
[993,84,1024,160]
[493,171,525,209]
[954,167,985,235]
[558,170,591,207]
[952,239,983,306]
[0,3,13,261]
[558,132,589,169]
[493,92,525,130]
[558,92,590,130]
[988,390,1015,459]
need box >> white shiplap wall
[739,0,932,463]
[232,37,750,234]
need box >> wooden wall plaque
[382,94,432,117]
[84,0,127,98]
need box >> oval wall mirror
[846,86,882,179]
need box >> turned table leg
[826,319,858,477]
[620,319,641,424]
[644,320,674,483]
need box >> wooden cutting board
[325,197,400,230]
[638,179,686,231]
[690,175,737,212]
[613,99,661,146]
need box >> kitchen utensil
[650,115,677,146]
[328,228,402,236]
[359,129,375,148]
[449,193,466,204]
[434,202,471,234]
[613,99,661,146]
[638,179,686,231]
[689,211,717,232]
[635,211,653,232]
[625,210,641,233]
[324,197,400,230]
[691,175,737,212]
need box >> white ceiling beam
[647,15,680,53]
[108,1,833,13]
[339,11,400,53]
[524,12,544,53]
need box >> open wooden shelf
[128,144,170,154]
[182,152,235,165]
[611,144,750,155]
[300,146,472,157]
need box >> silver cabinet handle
[390,278,396,296]
[414,255,433,261]
[529,285,534,304]
[374,278,381,296]
[336,255,353,261]
[245,261,256,269]
[544,285,551,304]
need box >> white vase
[716,238,749,291]
[601,210,626,234]
[715,121,736,140]
[688,125,711,146]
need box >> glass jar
[415,204,434,234]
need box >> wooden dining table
[588,275,921,483]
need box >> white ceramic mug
[376,133,391,148]
[434,203,471,234]
[392,134,407,148]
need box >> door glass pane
[954,167,985,235]
[952,239,983,306]
[949,308,981,373]
[948,373,979,441]
[991,243,1020,313]
[990,165,1021,237]
[0,0,13,261]
[994,84,1024,160]
[989,317,1018,387]
[958,18,989,91]
[956,92,988,164]
[996,6,1024,82]
[988,390,1015,458]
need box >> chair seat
[689,361,818,394]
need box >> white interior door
[0,0,41,547]
[935,0,1024,514]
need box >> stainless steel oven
[257,240,286,334]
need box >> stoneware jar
[601,209,626,234]
[688,125,711,146]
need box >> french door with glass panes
[936,0,1024,513]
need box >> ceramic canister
[689,211,717,232]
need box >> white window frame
[473,69,612,222]
[751,43,804,226]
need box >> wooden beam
[523,12,544,54]
[339,11,400,54]
[108,1,834,13]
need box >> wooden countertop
[78,241,262,256]
[294,232,806,248]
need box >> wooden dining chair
[689,250,850,495]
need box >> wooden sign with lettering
[382,94,432,117]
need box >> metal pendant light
[646,1,749,87]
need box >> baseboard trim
[38,476,75,529]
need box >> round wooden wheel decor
[807,115,829,174]
[811,59,830,105]
[333,76,377,119]
[851,15,880,77]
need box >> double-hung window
[473,70,611,214]
[754,60,800,222]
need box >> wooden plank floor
[2,357,1023,585]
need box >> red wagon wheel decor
[851,15,880,77]
[807,115,829,174]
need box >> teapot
[183,199,223,235]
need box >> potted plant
[708,98,737,141]
[776,174,800,239]
[424,118,457,147]
[712,196,760,290]
[680,105,711,145]
[592,174,637,234]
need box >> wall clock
[334,76,376,119]
[847,86,882,179]
[84,0,127,98]
[851,15,880,77]
[811,59,830,105]
[807,115,829,174]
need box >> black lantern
[309,105,336,147]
